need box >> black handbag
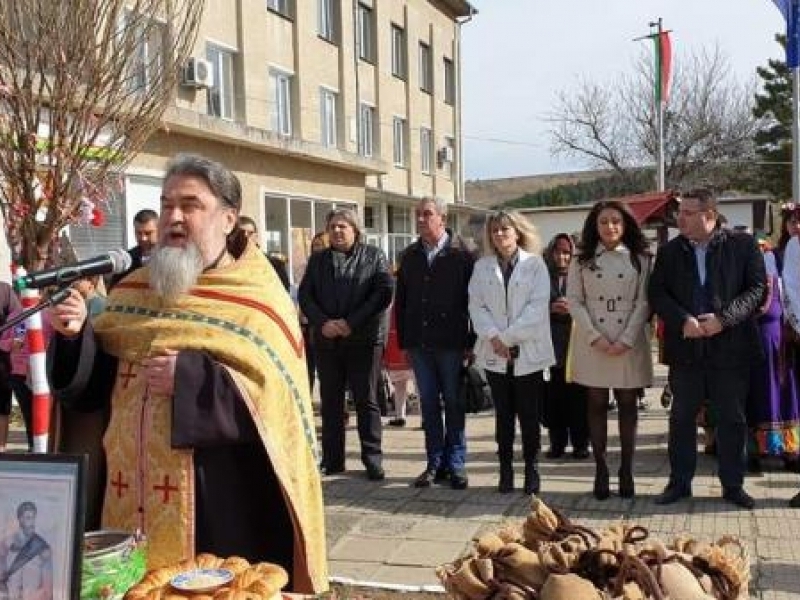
[459,364,493,414]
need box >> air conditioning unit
[183,57,214,88]
[438,145,454,164]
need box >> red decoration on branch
[90,208,105,227]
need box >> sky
[461,1,786,181]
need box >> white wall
[523,210,589,246]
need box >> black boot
[587,388,610,500]
[617,392,638,499]
[498,460,514,493]
[523,460,540,495]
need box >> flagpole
[635,19,668,192]
[794,66,800,201]
[653,18,666,192]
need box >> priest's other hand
[48,288,87,338]
[142,350,178,397]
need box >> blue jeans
[409,348,466,473]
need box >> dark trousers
[8,374,33,449]
[668,366,749,491]
[543,367,588,453]
[485,369,544,463]
[316,345,383,470]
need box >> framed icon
[0,454,86,600]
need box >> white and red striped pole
[15,267,52,453]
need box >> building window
[358,103,375,157]
[318,0,337,43]
[267,0,292,18]
[393,117,407,167]
[364,205,376,230]
[356,3,374,62]
[269,69,292,136]
[444,57,455,105]
[206,45,235,120]
[420,127,432,174]
[125,13,165,93]
[391,25,406,79]
[419,42,432,94]
[320,88,338,148]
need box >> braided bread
[123,555,288,600]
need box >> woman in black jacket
[542,233,589,460]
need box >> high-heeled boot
[587,389,609,500]
[617,393,638,498]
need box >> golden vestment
[91,243,327,593]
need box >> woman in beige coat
[567,200,653,500]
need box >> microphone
[14,249,133,291]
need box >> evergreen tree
[754,35,793,200]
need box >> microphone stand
[0,287,72,336]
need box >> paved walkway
[320,382,800,599]
[8,378,800,598]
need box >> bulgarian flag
[654,31,672,104]
[772,0,800,68]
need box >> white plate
[170,568,234,592]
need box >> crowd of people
[3,154,800,596]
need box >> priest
[48,154,327,594]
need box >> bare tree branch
[546,43,760,193]
[0,0,203,268]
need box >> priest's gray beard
[148,243,204,304]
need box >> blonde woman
[567,200,652,500]
[468,211,555,494]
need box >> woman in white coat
[468,211,555,494]
[567,200,652,500]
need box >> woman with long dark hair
[566,200,653,500]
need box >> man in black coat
[648,188,766,509]
[299,208,393,480]
[108,209,158,289]
[395,197,475,490]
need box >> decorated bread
[124,553,288,600]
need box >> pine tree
[754,35,793,200]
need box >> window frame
[125,12,166,93]
[266,0,292,18]
[358,103,375,158]
[392,116,407,167]
[420,127,432,174]
[356,3,375,63]
[206,44,236,120]
[318,0,337,43]
[419,42,432,94]
[391,24,406,80]
[269,68,293,137]
[444,57,455,105]
[320,87,339,148]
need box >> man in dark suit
[648,188,766,509]
[108,209,158,289]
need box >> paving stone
[354,515,420,537]
[369,565,442,588]
[407,519,482,542]
[330,536,401,562]
[388,539,466,567]
[327,560,383,583]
